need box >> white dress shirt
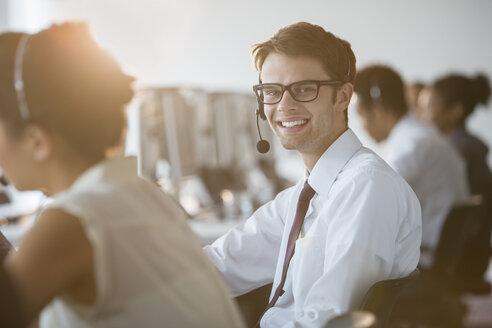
[384,114,469,251]
[204,129,422,328]
[39,157,245,328]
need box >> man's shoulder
[328,148,421,223]
[335,147,410,192]
[343,147,395,176]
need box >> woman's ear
[335,83,354,113]
[24,126,52,162]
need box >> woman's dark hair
[0,23,134,160]
[432,73,490,123]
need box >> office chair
[432,202,491,295]
[324,311,376,328]
[358,269,420,328]
[234,283,272,327]
[386,202,492,327]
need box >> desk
[0,204,38,248]
[0,216,34,248]
[0,190,44,247]
[2,211,242,248]
[188,218,242,245]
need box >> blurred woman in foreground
[0,23,244,328]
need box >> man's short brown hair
[252,22,356,84]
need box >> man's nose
[276,89,297,112]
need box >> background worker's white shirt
[384,114,469,250]
[204,129,422,328]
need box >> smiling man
[204,22,422,327]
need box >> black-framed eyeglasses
[253,79,343,105]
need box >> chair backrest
[432,202,491,293]
[358,269,419,328]
[431,204,491,278]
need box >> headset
[253,43,352,154]
[254,78,270,154]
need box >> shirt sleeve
[203,188,293,297]
[267,170,421,328]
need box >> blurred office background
[2,0,491,205]
[2,0,491,163]
[1,1,492,325]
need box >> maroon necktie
[254,181,316,327]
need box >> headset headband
[14,34,32,121]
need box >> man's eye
[264,89,280,96]
[296,86,316,94]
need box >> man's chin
[278,139,298,150]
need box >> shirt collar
[69,156,138,192]
[307,129,362,197]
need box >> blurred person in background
[354,64,469,267]
[424,73,492,199]
[405,81,426,119]
[424,74,492,288]
[0,23,244,328]
[204,22,421,328]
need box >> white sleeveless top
[39,157,245,328]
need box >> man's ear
[335,83,354,113]
[24,126,52,162]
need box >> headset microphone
[253,77,270,153]
[255,107,270,154]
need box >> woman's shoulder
[451,128,489,158]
